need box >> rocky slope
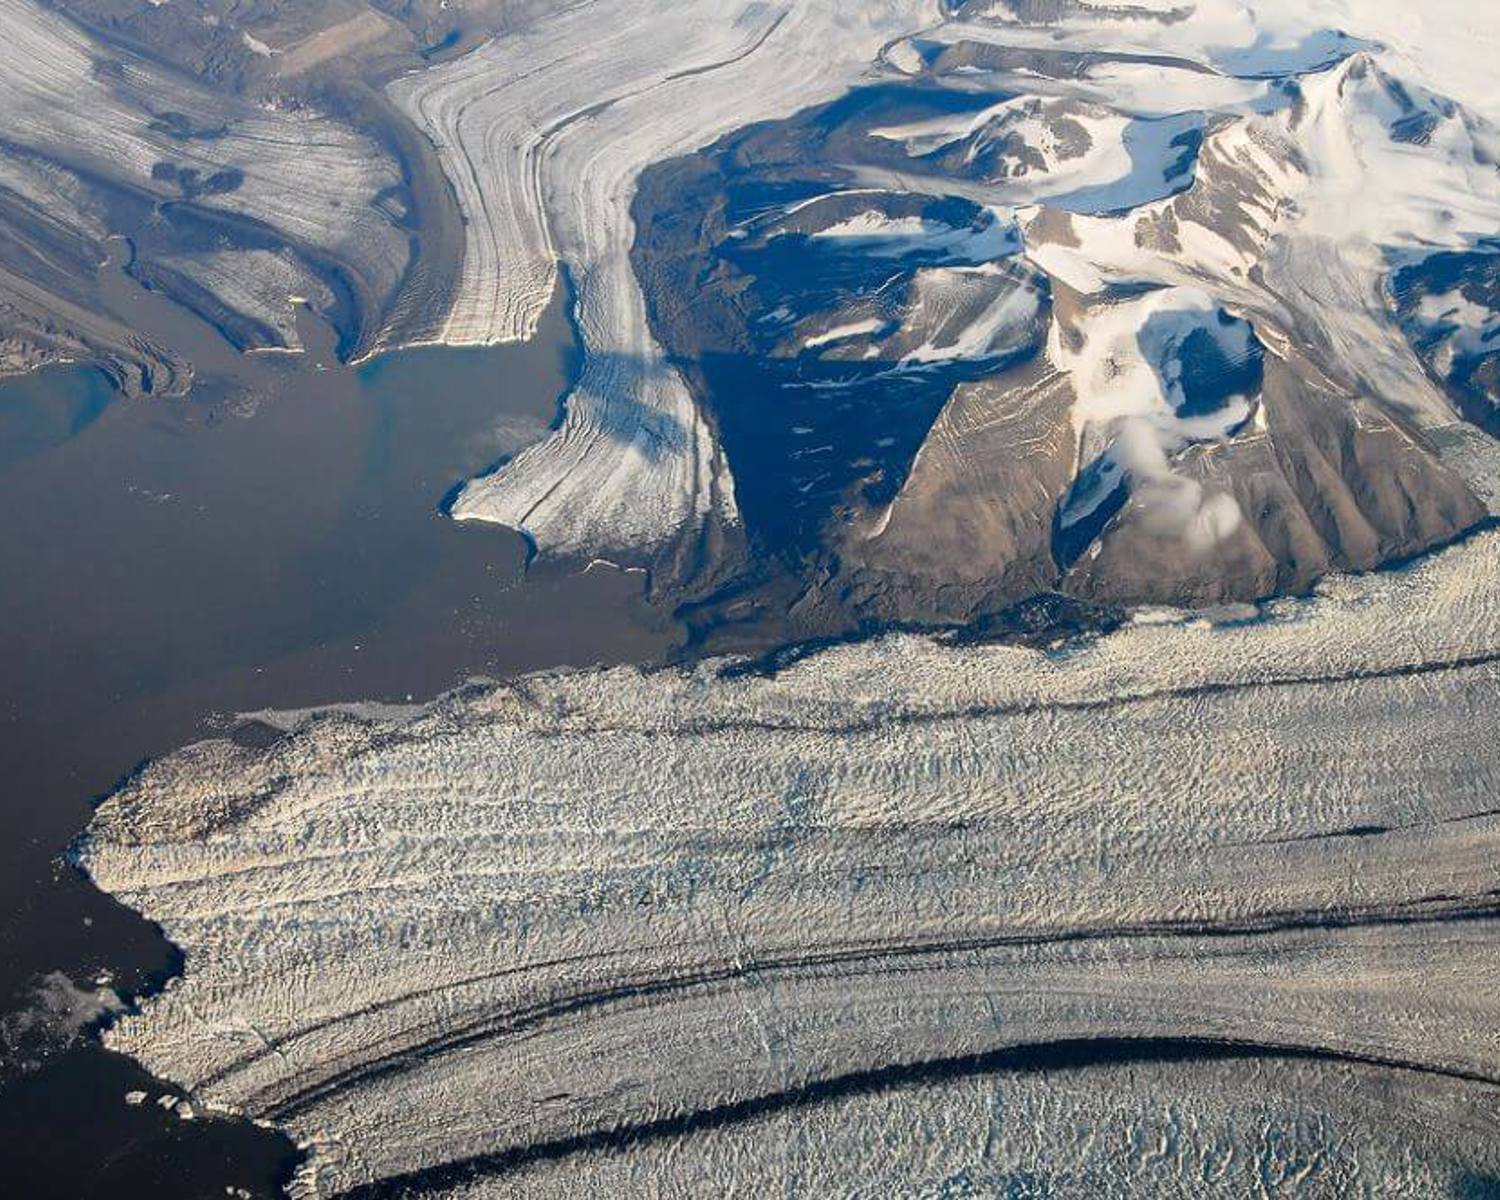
[628,3,1500,634]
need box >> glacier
[42,2,1500,1194]
[375,0,1500,618]
[77,432,1500,1196]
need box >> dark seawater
[0,270,676,1196]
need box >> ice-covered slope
[391,0,937,562]
[926,3,1500,411]
[81,494,1500,1195]
[870,95,1205,213]
[0,0,409,385]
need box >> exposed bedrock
[79,523,1500,1196]
[831,353,1077,626]
[1064,350,1489,606]
[634,64,1492,637]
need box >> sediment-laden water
[0,268,674,1199]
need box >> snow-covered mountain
[629,11,1497,639]
[3,0,1496,631]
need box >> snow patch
[808,207,1020,262]
[804,318,888,349]
[1054,287,1257,550]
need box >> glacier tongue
[0,0,409,385]
[80,493,1500,1194]
[392,0,936,562]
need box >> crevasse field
[83,431,1500,1196]
[6,0,1496,1194]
